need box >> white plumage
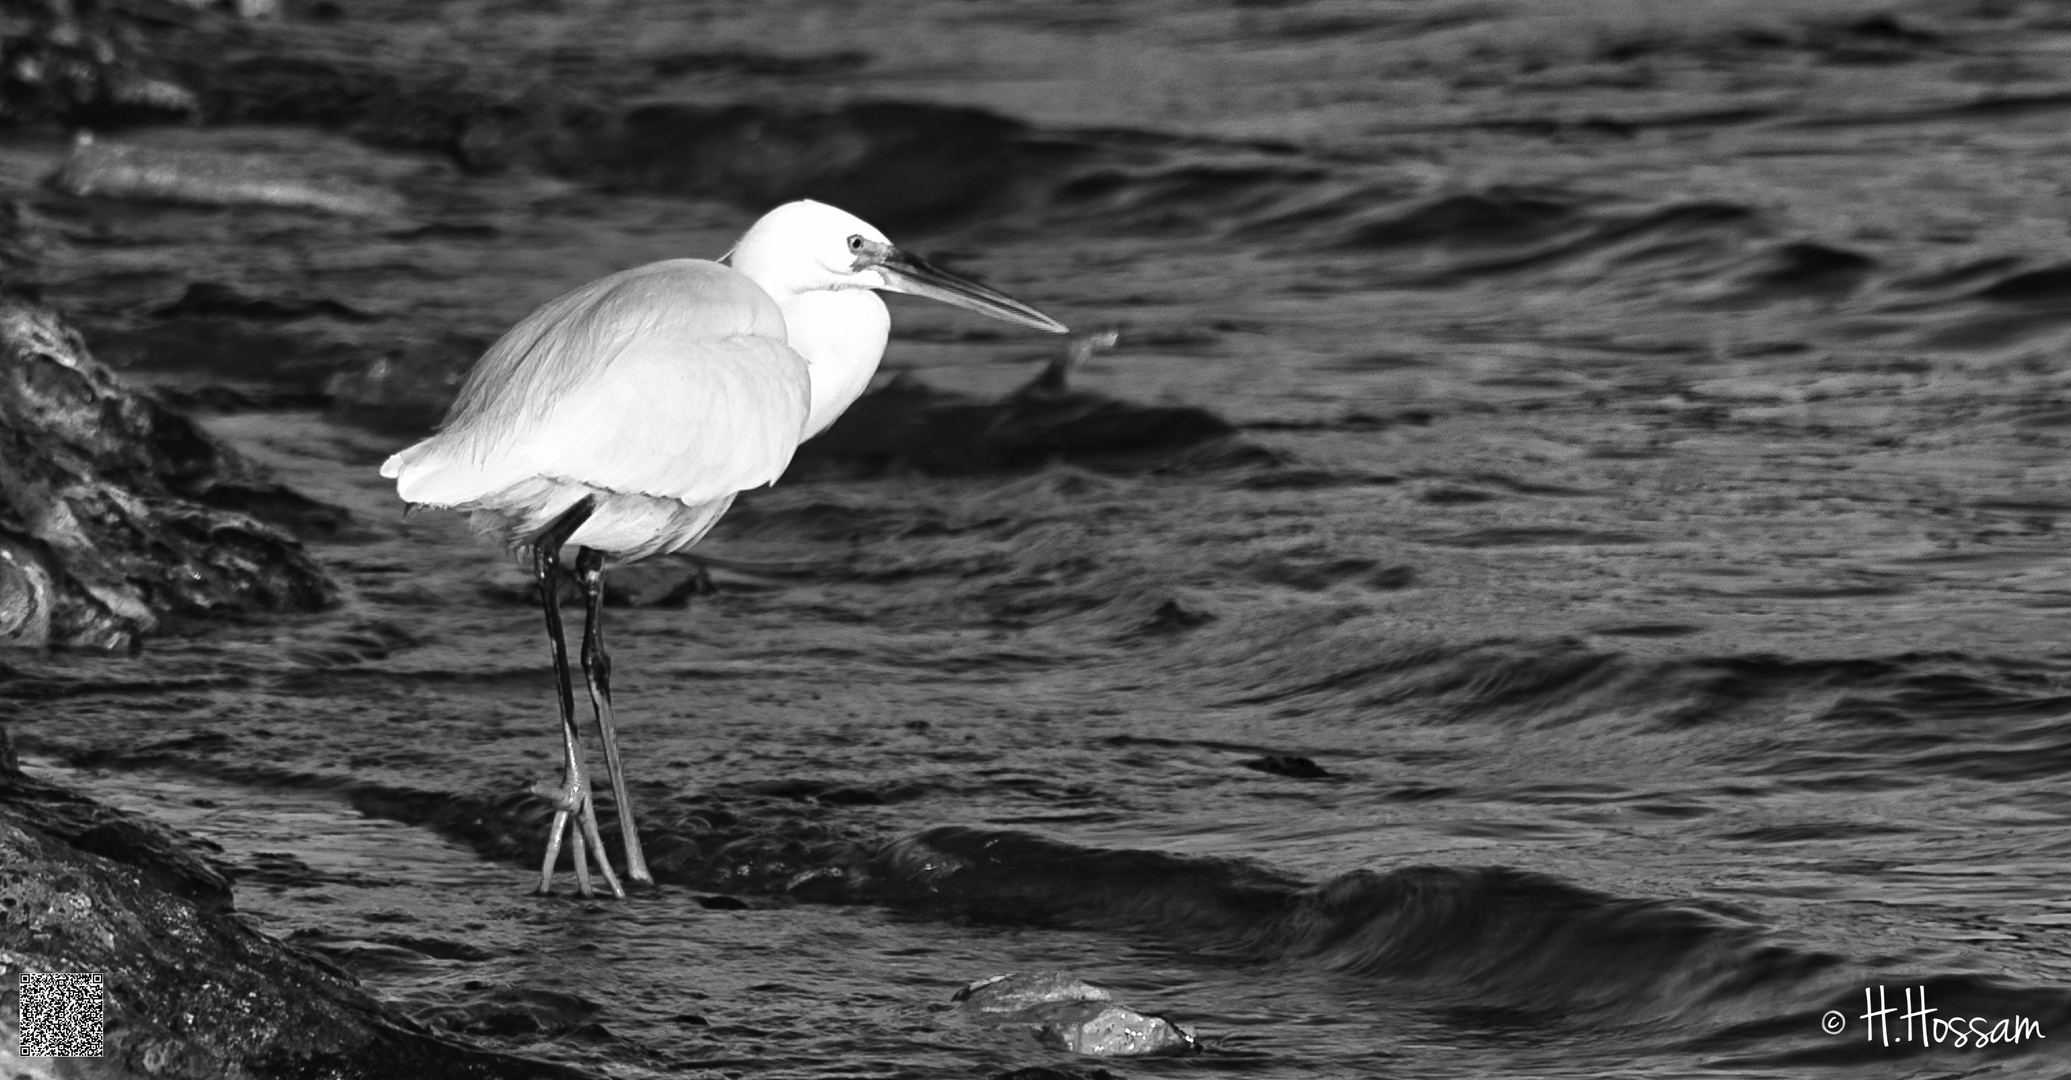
[380,199,1068,899]
[383,259,812,559]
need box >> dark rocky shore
[0,723,597,1079]
[0,290,338,650]
[0,282,507,1074]
[0,23,572,1055]
[0,5,563,1075]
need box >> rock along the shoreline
[0,0,200,127]
[953,971,1200,1059]
[48,135,404,217]
[954,972,1114,1014]
[0,291,339,649]
[0,745,595,1079]
[1034,1002,1199,1057]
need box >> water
[7,0,2071,1075]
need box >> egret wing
[520,330,810,504]
[386,259,808,508]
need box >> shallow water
[8,0,2071,1076]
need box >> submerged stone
[1035,1002,1199,1058]
[0,291,339,648]
[1242,754,1330,779]
[48,134,404,216]
[953,971,1200,1059]
[954,972,1113,1014]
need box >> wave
[332,785,1821,1029]
[25,744,2068,1063]
[824,828,2070,1057]
[1048,160,1332,237]
[560,100,1080,233]
[1333,191,1579,251]
[786,371,1280,479]
[1208,635,2071,779]
[326,792,2071,1054]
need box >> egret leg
[577,546,653,886]
[532,499,624,899]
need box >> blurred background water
[8,0,2071,1075]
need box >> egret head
[727,200,1068,334]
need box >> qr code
[18,972,105,1058]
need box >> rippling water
[8,0,2071,1076]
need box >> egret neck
[767,286,891,439]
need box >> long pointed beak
[876,248,1069,334]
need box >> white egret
[382,200,1067,897]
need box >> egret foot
[532,772,625,899]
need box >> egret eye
[847,235,865,252]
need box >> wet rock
[955,972,1199,1059]
[0,0,522,170]
[1034,1002,1199,1057]
[0,290,340,649]
[0,742,597,1079]
[0,0,200,127]
[1241,754,1330,779]
[0,754,232,911]
[48,133,404,216]
[1133,598,1215,636]
[955,972,1113,1014]
[789,334,1279,479]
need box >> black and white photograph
[3,0,2070,1076]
